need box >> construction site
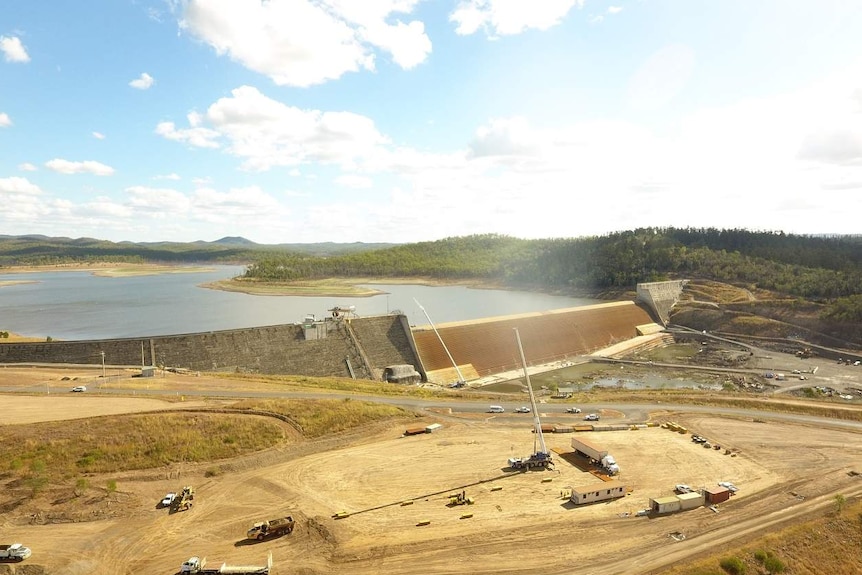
[1,349,862,575]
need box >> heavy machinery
[171,485,194,512]
[447,491,474,506]
[246,516,295,541]
[507,329,554,471]
[181,553,272,574]
[0,543,31,561]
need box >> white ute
[0,543,32,561]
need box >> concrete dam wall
[0,315,419,379]
[1,300,662,383]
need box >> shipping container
[677,491,705,510]
[650,496,681,514]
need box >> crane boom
[514,328,548,455]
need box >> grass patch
[217,372,449,399]
[0,413,284,482]
[229,397,415,438]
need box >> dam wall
[1,297,665,384]
[637,280,687,325]
[0,315,418,379]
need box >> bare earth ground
[2,363,862,575]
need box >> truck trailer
[246,516,295,540]
[0,543,32,561]
[181,553,272,574]
[571,437,608,462]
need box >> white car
[675,484,692,494]
[565,407,582,413]
[514,406,531,413]
[70,385,87,392]
[584,413,600,421]
[161,493,177,507]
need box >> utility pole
[100,350,106,379]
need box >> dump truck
[181,553,271,574]
[0,543,32,561]
[246,516,295,541]
[571,437,608,462]
[171,485,194,512]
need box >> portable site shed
[704,487,731,504]
[677,491,705,510]
[570,481,627,505]
[650,496,681,514]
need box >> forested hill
[241,229,862,302]
[0,235,394,265]
[3,229,861,307]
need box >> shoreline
[200,275,515,298]
[0,262,219,278]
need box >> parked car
[514,406,531,413]
[70,385,87,392]
[161,493,177,508]
[674,484,692,494]
[584,413,600,421]
[565,407,582,413]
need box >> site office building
[570,481,627,505]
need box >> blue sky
[1,0,861,244]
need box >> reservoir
[0,266,598,341]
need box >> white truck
[181,553,271,574]
[571,437,608,462]
[600,454,620,475]
[0,543,32,561]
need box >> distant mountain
[211,236,258,246]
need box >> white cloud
[468,117,541,158]
[0,35,30,63]
[158,85,390,171]
[0,176,42,196]
[18,162,37,172]
[627,44,696,110]
[0,112,11,127]
[450,0,582,37]
[155,120,221,148]
[180,0,431,88]
[190,185,288,223]
[607,6,623,14]
[589,14,604,25]
[335,174,373,188]
[92,131,106,140]
[153,173,181,181]
[126,186,192,213]
[129,72,155,89]
[45,159,116,176]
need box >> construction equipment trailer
[180,553,272,574]
[246,516,295,540]
[507,329,553,471]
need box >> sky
[1,0,861,245]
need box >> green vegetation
[229,398,414,438]
[718,556,746,575]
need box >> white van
[488,405,505,413]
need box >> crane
[507,328,553,470]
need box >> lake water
[0,266,598,340]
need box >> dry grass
[0,413,284,483]
[229,397,416,437]
[655,499,862,575]
[217,372,450,398]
